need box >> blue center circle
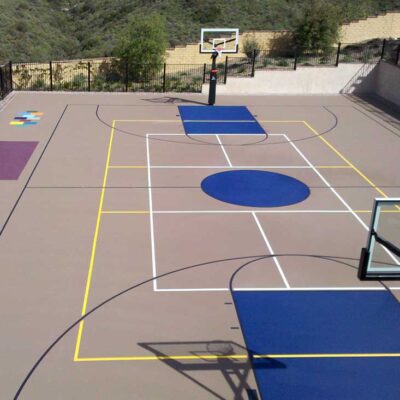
[201,170,310,207]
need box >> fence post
[224,56,228,84]
[203,63,206,83]
[294,48,298,70]
[125,61,129,92]
[251,49,256,77]
[396,44,400,66]
[162,63,166,92]
[380,39,386,60]
[88,62,91,92]
[9,61,13,91]
[49,61,53,91]
[335,43,341,67]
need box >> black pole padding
[381,39,386,60]
[294,48,298,70]
[208,51,218,106]
[9,61,13,91]
[335,42,341,67]
[251,49,256,77]
[203,63,206,84]
[162,63,166,92]
[396,44,400,66]
[358,247,370,280]
[88,62,91,92]
[224,56,228,84]
[49,61,53,91]
[125,61,129,92]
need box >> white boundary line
[284,134,369,229]
[147,133,280,137]
[148,165,328,169]
[216,134,233,167]
[252,212,290,288]
[284,135,400,268]
[156,287,393,292]
[182,120,259,123]
[146,134,158,291]
[215,132,290,288]
[152,210,367,214]
[147,130,400,292]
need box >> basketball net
[213,47,223,58]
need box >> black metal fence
[382,39,400,66]
[10,60,205,93]
[2,39,399,96]
[0,62,12,100]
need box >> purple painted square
[0,141,38,180]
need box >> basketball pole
[208,50,219,106]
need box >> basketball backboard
[358,198,400,280]
[200,28,239,54]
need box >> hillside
[1,0,400,63]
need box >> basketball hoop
[213,47,223,58]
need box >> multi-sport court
[1,91,400,399]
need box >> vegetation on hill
[0,0,399,63]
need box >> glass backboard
[359,198,400,280]
[200,28,239,54]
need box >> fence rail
[1,39,398,96]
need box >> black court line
[26,185,400,190]
[0,105,69,236]
[13,254,362,399]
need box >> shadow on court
[139,340,285,400]
[347,93,400,135]
[142,96,208,106]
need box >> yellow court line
[116,119,181,122]
[302,121,389,199]
[115,119,305,123]
[109,165,147,169]
[102,211,149,214]
[75,353,400,362]
[74,120,116,361]
[260,120,305,123]
[76,355,248,362]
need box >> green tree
[115,13,167,83]
[293,0,342,53]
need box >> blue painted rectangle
[179,106,256,121]
[252,357,400,400]
[183,121,265,134]
[233,290,400,399]
[234,291,400,354]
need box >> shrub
[242,37,261,59]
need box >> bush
[242,37,261,59]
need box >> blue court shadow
[201,170,310,207]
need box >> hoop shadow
[142,96,208,106]
[139,340,285,400]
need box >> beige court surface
[0,92,400,399]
